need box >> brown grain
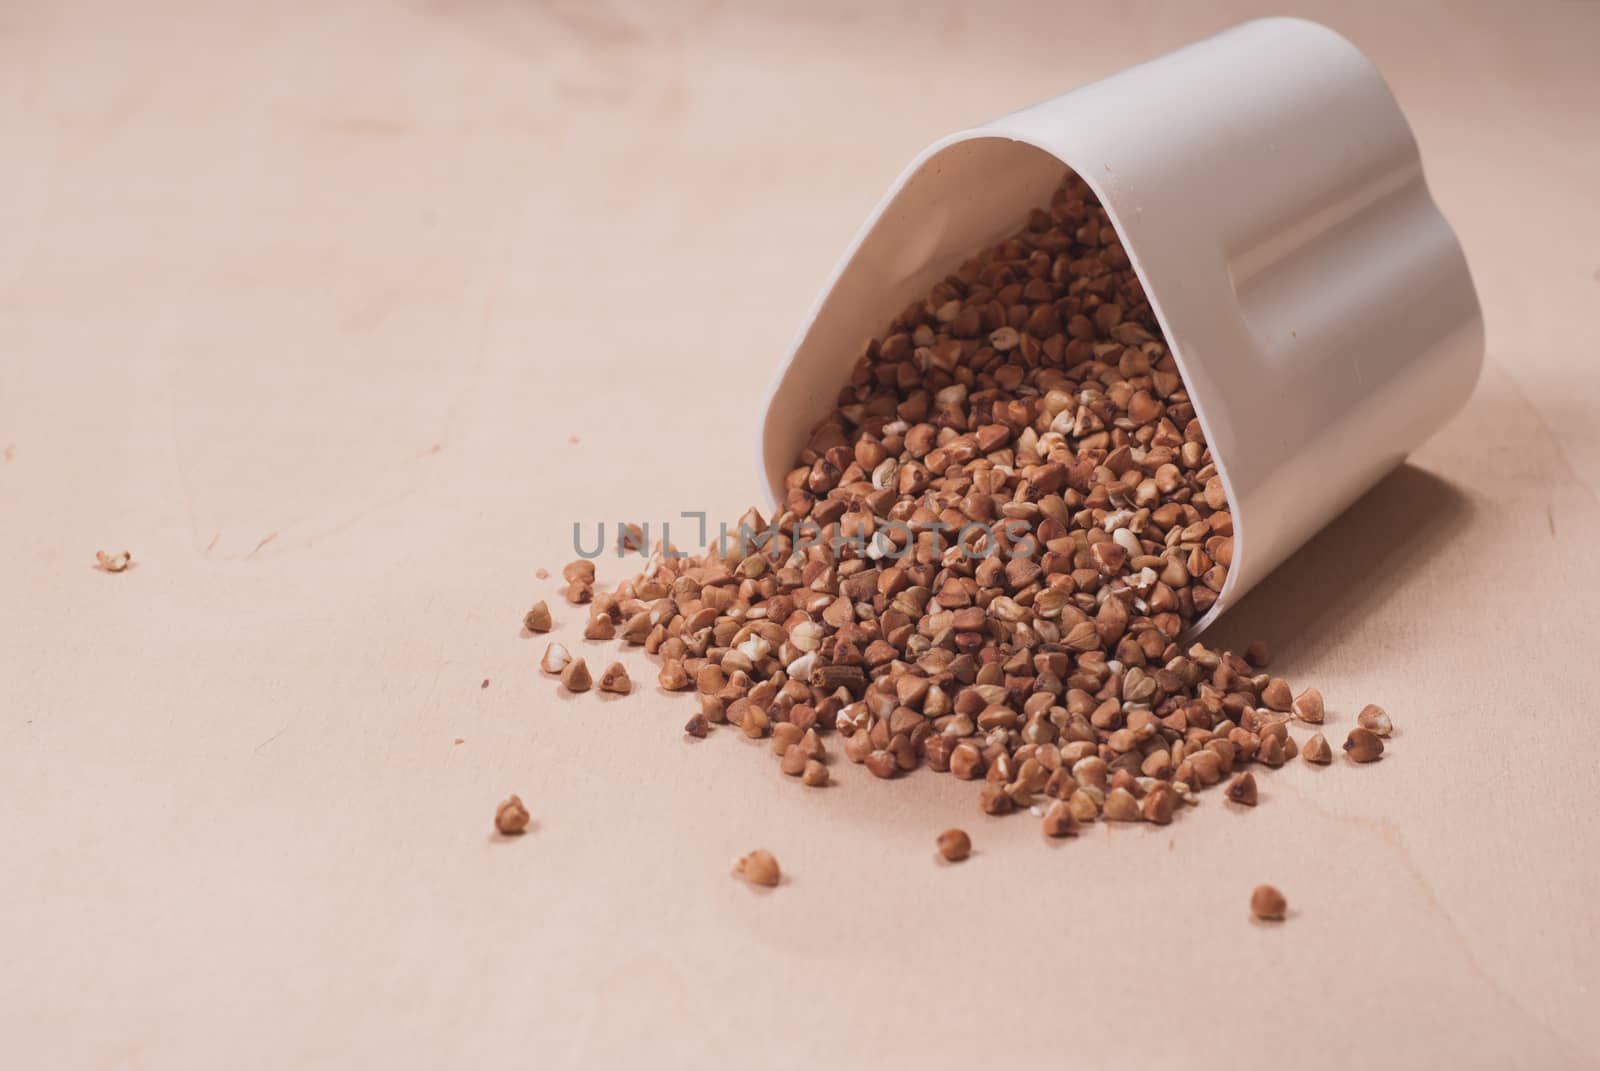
[523,600,552,632]
[1250,884,1287,921]
[937,828,972,861]
[94,550,132,573]
[1226,772,1258,806]
[1302,732,1332,764]
[598,662,632,695]
[494,794,530,836]
[734,849,781,888]
[560,658,592,693]
[1041,800,1080,837]
[1357,704,1393,737]
[1344,727,1384,763]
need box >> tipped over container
[759,16,1483,634]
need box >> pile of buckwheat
[527,169,1390,843]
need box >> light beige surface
[3,2,1598,1068]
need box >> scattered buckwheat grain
[979,783,1014,815]
[798,728,825,761]
[1302,732,1332,764]
[1227,772,1258,806]
[937,828,972,861]
[779,745,808,777]
[1357,704,1393,737]
[1103,787,1141,822]
[494,794,530,836]
[1141,784,1176,825]
[866,750,899,779]
[771,723,804,754]
[616,524,645,554]
[540,642,571,675]
[658,660,690,691]
[560,658,592,693]
[1251,884,1287,921]
[740,706,770,739]
[598,662,631,694]
[523,601,552,633]
[1344,727,1384,763]
[95,550,132,573]
[1256,733,1287,767]
[1292,687,1324,724]
[1042,800,1080,837]
[734,849,780,888]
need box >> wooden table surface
[4,2,1598,1068]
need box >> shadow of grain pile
[1209,463,1473,664]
